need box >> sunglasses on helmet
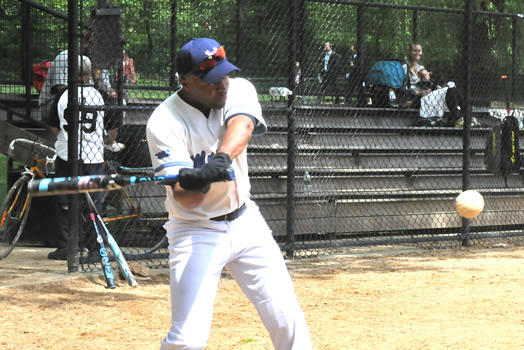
[195,46,226,73]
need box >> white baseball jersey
[54,86,106,164]
[146,78,267,220]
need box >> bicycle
[101,158,168,260]
[0,138,55,259]
[0,138,168,261]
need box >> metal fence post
[236,0,245,70]
[356,4,366,107]
[461,0,473,247]
[169,0,177,88]
[67,0,80,273]
[286,0,298,257]
[22,1,32,120]
[511,16,517,100]
[412,9,419,43]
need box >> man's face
[324,43,331,52]
[179,74,230,111]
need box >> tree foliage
[1,0,524,86]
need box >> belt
[210,204,246,221]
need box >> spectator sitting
[403,43,464,127]
[417,69,440,91]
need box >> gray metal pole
[286,0,298,257]
[67,0,80,272]
[461,0,473,247]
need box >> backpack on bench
[484,115,521,186]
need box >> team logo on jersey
[191,151,215,168]
[155,150,170,160]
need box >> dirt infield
[1,246,523,350]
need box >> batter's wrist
[213,152,231,164]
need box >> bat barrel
[28,174,131,196]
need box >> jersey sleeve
[146,105,194,177]
[224,78,267,136]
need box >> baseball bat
[27,167,235,196]
[84,193,137,287]
[88,211,116,289]
[101,221,138,287]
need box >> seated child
[417,69,440,91]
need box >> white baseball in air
[455,190,485,219]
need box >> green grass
[0,84,38,95]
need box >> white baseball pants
[160,200,312,350]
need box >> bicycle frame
[2,138,167,261]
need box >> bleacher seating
[250,105,524,238]
[2,94,524,242]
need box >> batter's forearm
[218,115,254,159]
[172,183,207,209]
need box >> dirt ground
[1,246,524,350]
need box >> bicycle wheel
[102,184,167,257]
[0,175,32,259]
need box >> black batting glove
[177,168,210,193]
[200,152,233,182]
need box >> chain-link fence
[1,0,524,269]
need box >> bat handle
[156,167,235,186]
[226,167,235,180]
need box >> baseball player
[146,38,312,349]
[39,50,68,122]
[47,55,119,262]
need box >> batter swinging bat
[27,168,235,196]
